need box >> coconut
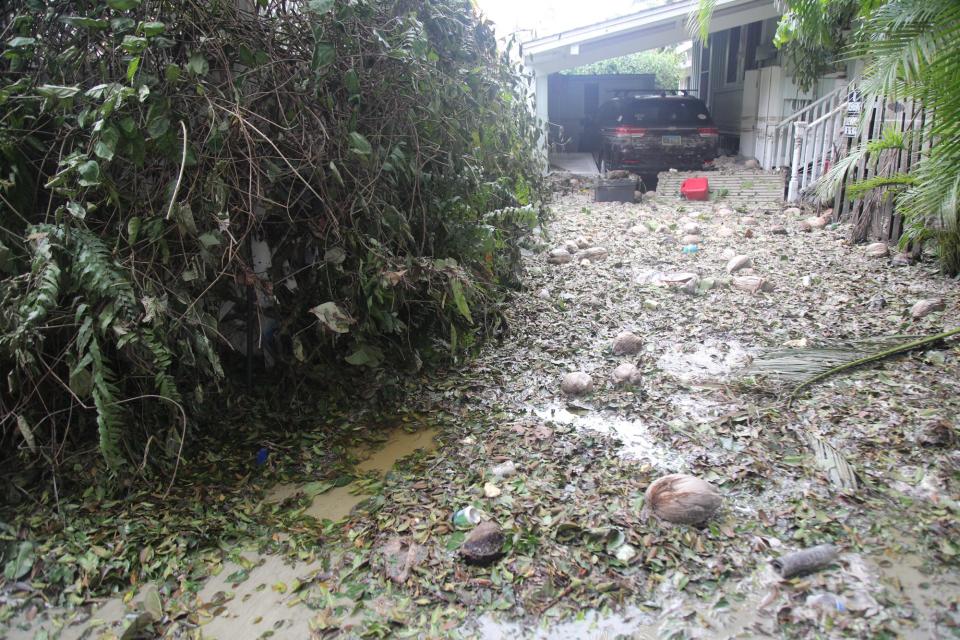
[865,242,889,258]
[805,216,828,229]
[681,234,702,245]
[726,255,752,274]
[911,298,945,319]
[798,220,813,232]
[891,253,913,266]
[612,331,643,355]
[645,474,721,525]
[611,363,642,386]
[682,222,701,235]
[560,372,593,396]
[578,246,608,261]
[547,248,572,264]
[460,521,504,564]
[732,275,775,293]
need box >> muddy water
[266,426,438,522]
[6,427,438,640]
[471,606,659,639]
[656,338,752,383]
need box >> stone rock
[381,538,427,584]
[682,222,701,235]
[460,521,505,564]
[561,372,594,396]
[579,258,592,267]
[612,363,643,386]
[717,226,735,238]
[911,298,945,319]
[645,474,721,525]
[578,246,608,261]
[732,275,775,293]
[744,158,760,169]
[612,331,643,355]
[628,224,649,236]
[891,253,913,267]
[783,207,802,217]
[547,248,572,264]
[634,190,643,201]
[681,234,702,245]
[867,294,887,311]
[770,225,788,235]
[865,242,889,258]
[726,255,752,274]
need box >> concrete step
[655,170,785,207]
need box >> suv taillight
[698,127,719,137]
[614,127,646,137]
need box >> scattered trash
[460,521,505,564]
[612,331,643,355]
[255,448,269,466]
[561,372,594,396]
[867,293,886,310]
[805,593,846,614]
[681,244,699,254]
[452,506,483,529]
[807,432,859,490]
[644,473,721,525]
[772,544,839,578]
[483,482,502,498]
[681,234,702,245]
[578,246,609,261]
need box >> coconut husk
[865,242,889,258]
[726,255,752,274]
[611,362,642,386]
[644,474,721,525]
[612,331,643,355]
[911,298,945,319]
[547,248,572,264]
[732,275,774,293]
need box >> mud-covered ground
[4,190,959,639]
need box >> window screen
[726,26,741,84]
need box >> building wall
[547,73,656,151]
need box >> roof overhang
[521,0,781,74]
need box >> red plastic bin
[680,177,709,201]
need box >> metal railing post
[787,121,807,202]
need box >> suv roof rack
[610,89,698,98]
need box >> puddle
[534,405,685,471]
[266,426,438,522]
[874,553,960,638]
[470,606,658,639]
[656,338,752,383]
[4,595,130,640]
[196,551,323,639]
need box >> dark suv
[592,95,720,174]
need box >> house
[520,0,857,200]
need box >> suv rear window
[599,98,712,127]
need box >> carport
[520,0,847,177]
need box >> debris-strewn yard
[5,189,959,639]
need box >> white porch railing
[769,85,848,171]
[785,102,848,201]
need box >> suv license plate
[661,135,682,146]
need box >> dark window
[600,99,713,127]
[726,26,741,84]
[745,21,763,71]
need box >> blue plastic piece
[681,244,699,254]
[255,447,269,466]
